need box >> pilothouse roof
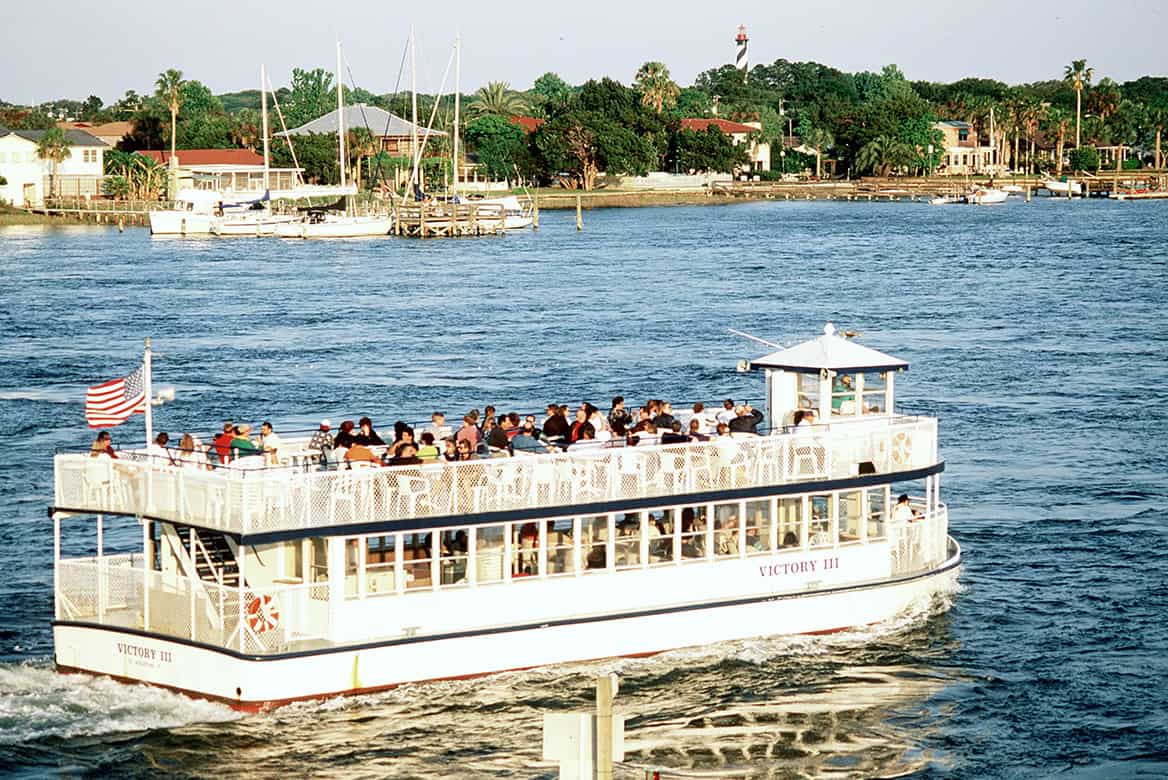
[752,323,909,374]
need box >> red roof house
[137,149,265,166]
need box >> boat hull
[148,211,214,235]
[53,540,960,710]
[211,215,299,236]
[274,216,392,238]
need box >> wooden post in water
[1025,184,1031,203]
[575,194,583,231]
[532,196,539,230]
[596,674,618,780]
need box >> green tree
[176,114,236,149]
[532,110,653,190]
[469,81,528,118]
[1064,59,1093,149]
[80,95,105,121]
[634,61,680,114]
[675,87,713,117]
[1068,145,1099,171]
[35,127,72,198]
[666,127,748,174]
[270,132,338,184]
[154,68,186,159]
[284,68,336,128]
[1043,106,1072,175]
[800,124,834,178]
[531,72,572,107]
[855,135,912,176]
[1147,103,1168,169]
[464,115,528,183]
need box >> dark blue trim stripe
[52,541,960,664]
[49,462,944,545]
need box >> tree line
[3,56,1166,190]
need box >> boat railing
[54,417,939,536]
[892,500,950,576]
[56,555,331,655]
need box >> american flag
[86,365,147,428]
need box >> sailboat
[212,65,299,237]
[276,41,392,238]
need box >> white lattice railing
[55,417,938,536]
[891,502,950,576]
[56,558,331,653]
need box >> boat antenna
[727,328,785,350]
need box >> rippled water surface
[1,200,1166,777]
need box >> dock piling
[576,194,583,231]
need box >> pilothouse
[50,324,961,709]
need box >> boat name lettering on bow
[758,557,840,578]
[116,642,172,663]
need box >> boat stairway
[169,523,242,588]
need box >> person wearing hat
[230,424,262,459]
[309,419,333,452]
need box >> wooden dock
[392,201,509,238]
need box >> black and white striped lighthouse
[735,24,749,80]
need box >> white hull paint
[148,211,215,236]
[273,216,392,238]
[211,214,299,237]
[55,544,959,709]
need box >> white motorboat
[50,324,960,709]
[1042,179,1082,196]
[148,189,258,235]
[929,194,963,206]
[968,187,1009,205]
[460,195,534,230]
[273,211,391,238]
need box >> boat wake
[0,659,240,745]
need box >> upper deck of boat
[54,413,939,542]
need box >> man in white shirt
[259,421,283,465]
[891,494,916,524]
[715,399,736,426]
[425,412,453,442]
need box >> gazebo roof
[752,323,908,373]
[277,105,446,139]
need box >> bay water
[0,199,1165,777]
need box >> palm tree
[36,127,72,200]
[1063,59,1093,149]
[1044,107,1072,176]
[855,135,911,177]
[469,82,527,119]
[1021,98,1045,175]
[634,61,680,114]
[154,68,186,159]
[802,126,834,179]
[1148,104,1168,170]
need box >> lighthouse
[735,24,749,80]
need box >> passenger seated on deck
[729,404,764,435]
[230,425,262,460]
[653,401,677,431]
[715,422,730,437]
[443,439,459,461]
[661,420,690,445]
[891,494,918,524]
[212,422,234,464]
[542,405,570,442]
[455,439,476,461]
[425,412,452,441]
[354,417,385,446]
[569,407,588,443]
[386,442,423,467]
[570,423,602,450]
[392,427,417,457]
[456,414,481,449]
[688,419,710,442]
[179,433,210,471]
[90,431,118,459]
[333,420,358,449]
[630,406,653,434]
[344,443,380,467]
[511,419,543,454]
[308,419,333,452]
[716,399,736,426]
[608,396,631,432]
[416,432,440,461]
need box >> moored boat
[50,324,960,709]
[968,187,1008,205]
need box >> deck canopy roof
[752,323,908,374]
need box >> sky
[2,0,1165,105]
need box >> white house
[0,125,107,206]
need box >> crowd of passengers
[87,396,779,471]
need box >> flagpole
[144,337,153,449]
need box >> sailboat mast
[411,25,419,190]
[452,34,460,194]
[336,39,347,190]
[261,64,270,193]
[989,105,996,172]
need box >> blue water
[1,199,1166,777]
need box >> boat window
[679,505,707,560]
[868,488,888,540]
[582,515,609,571]
[777,498,803,548]
[546,519,575,576]
[614,513,642,569]
[344,538,361,598]
[647,509,673,565]
[439,529,468,586]
[310,538,328,583]
[402,532,433,590]
[744,499,771,554]
[797,373,820,415]
[809,495,834,548]
[475,525,505,584]
[713,502,740,558]
[838,490,863,544]
[366,534,398,596]
[831,373,858,416]
[862,372,888,414]
[512,522,541,579]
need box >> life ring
[246,593,280,633]
[890,431,912,466]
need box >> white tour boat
[50,325,960,709]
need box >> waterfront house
[136,149,304,196]
[58,121,134,149]
[934,120,997,175]
[680,118,771,173]
[0,125,106,206]
[277,105,445,160]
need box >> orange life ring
[246,593,280,633]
